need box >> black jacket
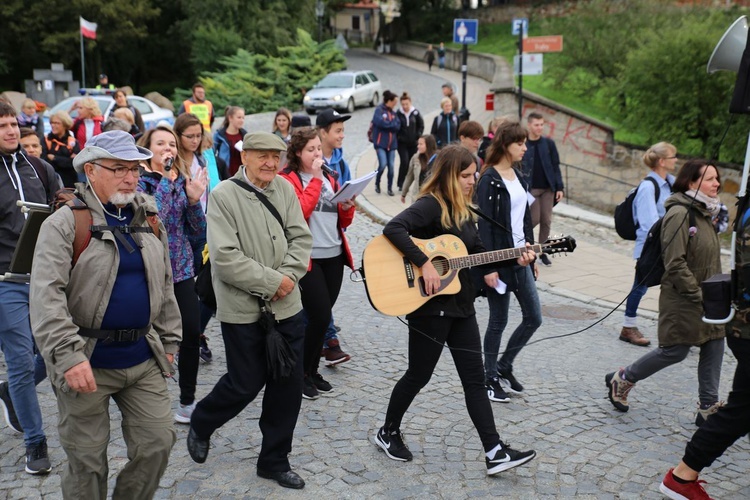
[383,195,504,318]
[474,167,534,291]
[0,147,60,274]
[396,108,424,147]
[430,112,458,148]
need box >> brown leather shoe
[619,327,651,346]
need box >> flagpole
[80,25,86,88]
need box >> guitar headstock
[542,235,576,255]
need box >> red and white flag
[80,16,97,40]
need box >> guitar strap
[470,206,513,235]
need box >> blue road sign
[453,19,478,45]
[512,18,528,36]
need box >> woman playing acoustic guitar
[373,144,537,475]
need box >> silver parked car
[43,94,175,135]
[303,70,382,114]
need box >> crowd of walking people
[0,59,746,500]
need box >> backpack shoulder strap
[66,199,93,267]
[27,155,50,200]
[643,176,660,204]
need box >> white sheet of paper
[234,140,243,152]
[330,170,378,204]
[527,192,536,206]
[494,279,507,295]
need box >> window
[356,74,367,86]
[367,72,379,83]
[352,15,360,30]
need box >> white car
[43,94,174,134]
[303,70,382,114]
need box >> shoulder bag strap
[229,178,283,229]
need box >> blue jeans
[0,282,46,447]
[323,315,338,347]
[624,273,647,321]
[483,265,542,380]
[375,148,396,191]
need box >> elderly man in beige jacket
[187,131,312,490]
[30,130,182,499]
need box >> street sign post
[453,19,478,45]
[454,19,478,122]
[522,36,563,53]
[512,18,529,119]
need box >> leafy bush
[173,29,346,114]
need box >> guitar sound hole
[431,256,449,276]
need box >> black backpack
[614,177,662,240]
[635,205,696,287]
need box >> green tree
[175,29,345,113]
[617,11,747,162]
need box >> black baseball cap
[315,108,351,128]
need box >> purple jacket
[138,172,206,282]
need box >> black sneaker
[311,373,333,394]
[487,378,510,403]
[199,335,213,363]
[0,380,23,434]
[539,254,552,266]
[387,189,395,196]
[375,427,413,462]
[375,185,381,194]
[302,376,319,400]
[25,438,52,475]
[497,369,524,394]
[486,441,536,475]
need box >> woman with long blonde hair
[374,144,537,475]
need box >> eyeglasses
[91,161,141,178]
[181,134,202,140]
[50,121,62,125]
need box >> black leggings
[384,315,500,452]
[174,278,201,405]
[299,254,345,376]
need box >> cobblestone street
[1,49,749,499]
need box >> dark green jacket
[658,193,723,346]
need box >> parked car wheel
[370,92,379,107]
[345,98,355,113]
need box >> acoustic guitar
[361,234,576,316]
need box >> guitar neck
[448,244,543,269]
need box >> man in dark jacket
[0,101,58,475]
[396,93,424,190]
[521,112,564,266]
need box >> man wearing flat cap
[187,131,312,489]
[29,130,182,499]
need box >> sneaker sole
[659,482,690,500]
[0,398,23,434]
[174,414,192,424]
[374,432,412,462]
[25,464,52,475]
[604,372,629,412]
[324,356,351,367]
[487,450,536,475]
[302,393,320,400]
[487,393,510,403]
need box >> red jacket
[71,116,104,148]
[279,168,355,270]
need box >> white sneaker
[175,402,196,424]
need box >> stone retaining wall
[393,41,741,214]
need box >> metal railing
[560,161,637,205]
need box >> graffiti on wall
[521,102,610,160]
